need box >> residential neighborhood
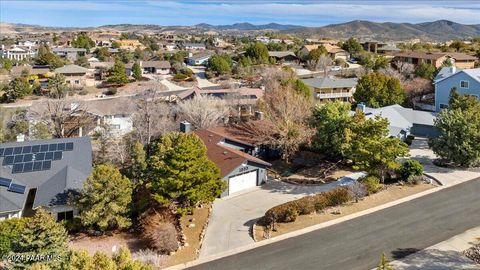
[1,1,480,270]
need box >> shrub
[313,194,328,212]
[407,175,425,185]
[78,89,88,95]
[284,206,299,222]
[63,217,83,233]
[294,196,315,215]
[104,87,117,96]
[399,160,424,180]
[173,73,188,80]
[361,176,381,195]
[139,210,179,254]
[324,187,351,206]
[348,182,367,202]
[404,134,415,146]
[0,218,28,257]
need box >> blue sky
[1,1,480,27]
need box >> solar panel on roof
[40,144,49,152]
[45,152,54,160]
[23,154,33,162]
[0,177,12,187]
[65,142,74,151]
[42,160,51,170]
[3,156,14,165]
[13,155,23,163]
[4,148,13,155]
[0,148,4,156]
[13,147,22,154]
[23,162,33,172]
[49,144,58,151]
[12,163,23,174]
[53,151,62,161]
[32,145,40,153]
[22,146,32,154]
[33,161,42,171]
[34,152,45,161]
[8,183,26,194]
[57,143,66,151]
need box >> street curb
[164,177,479,270]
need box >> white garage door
[228,170,258,194]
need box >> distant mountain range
[1,20,479,41]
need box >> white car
[330,66,342,71]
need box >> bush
[404,134,415,146]
[361,176,381,195]
[0,218,28,257]
[294,196,315,215]
[324,187,351,206]
[104,87,117,96]
[399,160,424,180]
[140,210,179,254]
[173,73,188,80]
[407,175,425,185]
[283,206,299,222]
[348,181,367,202]
[313,194,328,212]
[78,89,89,95]
[63,217,83,233]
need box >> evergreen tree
[13,209,69,268]
[354,72,405,108]
[1,76,32,103]
[245,42,269,64]
[76,164,133,231]
[208,54,232,75]
[108,59,129,85]
[47,73,68,99]
[414,63,436,80]
[71,33,95,51]
[429,89,480,167]
[132,62,143,81]
[147,132,226,213]
[0,217,27,257]
[341,37,363,57]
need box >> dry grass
[255,183,435,240]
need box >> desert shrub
[173,73,188,80]
[139,210,179,254]
[313,194,328,212]
[264,201,300,224]
[324,187,351,206]
[347,181,367,202]
[398,160,424,180]
[407,175,425,185]
[104,87,117,96]
[78,89,88,95]
[361,176,381,195]
[133,249,168,268]
[294,196,315,215]
[463,243,480,264]
[283,205,299,222]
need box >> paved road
[189,177,480,270]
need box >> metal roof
[302,77,358,89]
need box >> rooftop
[302,77,358,89]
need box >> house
[393,52,477,69]
[177,87,264,106]
[268,51,298,63]
[10,65,52,89]
[116,39,144,50]
[302,77,358,103]
[323,44,350,60]
[0,137,92,221]
[356,104,439,139]
[186,124,271,196]
[52,47,87,61]
[434,67,480,112]
[0,45,37,61]
[126,61,171,75]
[183,43,206,50]
[188,53,212,66]
[86,97,135,136]
[54,64,89,88]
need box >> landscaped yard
[254,183,435,241]
[68,205,211,269]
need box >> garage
[228,170,258,194]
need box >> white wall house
[0,45,37,61]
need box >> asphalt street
[188,177,480,270]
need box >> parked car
[330,66,342,71]
[348,59,358,64]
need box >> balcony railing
[315,92,353,99]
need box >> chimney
[451,66,456,74]
[357,103,366,112]
[180,121,191,133]
[16,134,25,142]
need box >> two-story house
[393,52,477,69]
[302,77,358,103]
[434,67,480,111]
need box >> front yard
[254,182,435,241]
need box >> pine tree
[132,62,143,81]
[147,132,226,213]
[108,59,129,85]
[76,164,133,231]
[13,208,69,268]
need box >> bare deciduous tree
[318,55,332,76]
[177,94,229,129]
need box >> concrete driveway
[409,138,480,186]
[188,66,218,88]
[199,175,364,257]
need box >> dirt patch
[69,231,147,256]
[164,205,211,267]
[254,183,435,240]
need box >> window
[440,103,449,109]
[460,80,469,89]
[57,210,74,221]
[75,80,80,84]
